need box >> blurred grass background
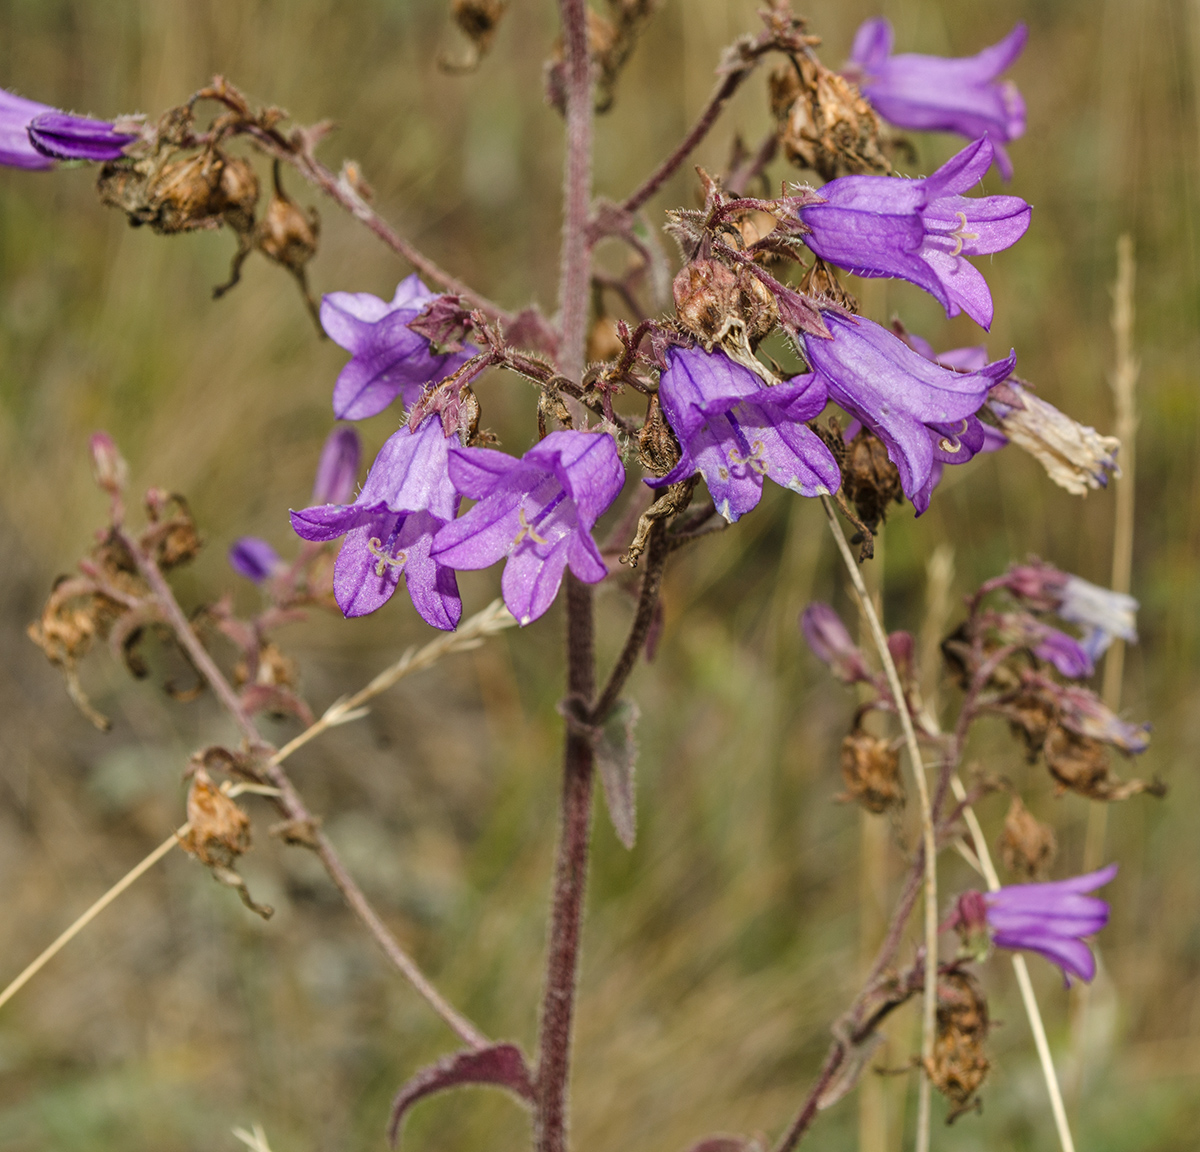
[0,0,1197,1148]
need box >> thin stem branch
[535,575,597,1152]
[622,51,762,214]
[556,0,595,384]
[821,497,938,1152]
[591,522,668,723]
[238,126,513,324]
[115,527,489,1050]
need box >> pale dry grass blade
[0,599,516,1016]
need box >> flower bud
[228,537,284,583]
[89,431,128,495]
[801,603,871,684]
[311,426,361,506]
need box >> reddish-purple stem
[534,574,597,1152]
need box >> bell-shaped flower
[0,88,136,169]
[310,426,362,506]
[431,430,624,626]
[289,415,462,630]
[981,863,1117,984]
[798,137,1031,329]
[648,347,840,522]
[229,537,285,584]
[321,275,476,421]
[844,18,1027,178]
[802,312,1014,510]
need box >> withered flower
[926,969,990,1123]
[838,728,903,814]
[770,54,890,181]
[998,795,1057,880]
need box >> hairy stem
[535,574,597,1152]
[117,528,488,1050]
[821,498,938,1151]
[556,0,595,384]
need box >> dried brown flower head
[770,55,890,182]
[998,795,1057,880]
[838,728,903,814]
[926,969,990,1123]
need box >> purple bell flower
[982,863,1118,984]
[0,89,136,169]
[311,426,362,506]
[648,347,840,522]
[290,415,462,630]
[229,537,285,584]
[844,18,1027,179]
[798,137,1031,329]
[321,275,476,421]
[802,312,1015,511]
[431,430,624,626]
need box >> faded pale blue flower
[1057,684,1150,754]
[0,89,136,169]
[1058,575,1138,661]
[802,312,1015,511]
[290,415,461,630]
[845,18,1027,179]
[431,430,624,626]
[229,537,284,583]
[798,137,1030,329]
[648,347,840,522]
[983,863,1118,984]
[311,426,362,506]
[322,275,476,421]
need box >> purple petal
[27,111,136,162]
[849,17,894,75]
[501,535,573,626]
[290,503,367,542]
[431,488,526,571]
[445,444,524,501]
[359,417,458,520]
[0,89,54,169]
[311,426,362,506]
[333,516,405,617]
[524,430,625,529]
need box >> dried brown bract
[143,490,202,570]
[926,969,989,1123]
[441,0,510,74]
[546,0,660,112]
[1042,725,1162,801]
[815,422,902,535]
[637,394,682,477]
[770,55,890,182]
[998,795,1057,880]
[838,728,903,814]
[179,767,273,919]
